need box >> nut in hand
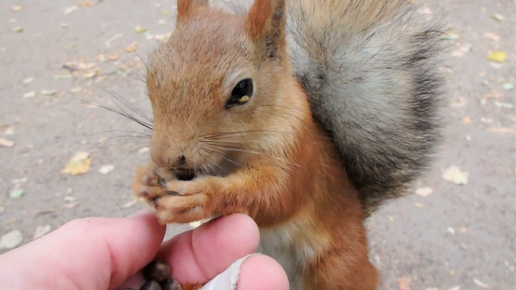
[143,261,171,284]
[141,280,163,290]
[162,279,183,290]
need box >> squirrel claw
[158,178,167,188]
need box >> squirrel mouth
[173,168,197,181]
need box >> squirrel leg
[304,249,379,290]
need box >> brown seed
[141,281,163,290]
[143,261,171,283]
[162,279,182,290]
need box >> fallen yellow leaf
[61,152,91,176]
[125,42,138,53]
[77,0,94,7]
[487,51,506,63]
[135,26,148,33]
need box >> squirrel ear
[177,0,209,24]
[245,0,286,59]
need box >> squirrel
[130,0,445,289]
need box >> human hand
[0,212,288,290]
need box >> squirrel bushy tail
[218,0,446,214]
[286,0,445,213]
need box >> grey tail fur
[285,1,446,214]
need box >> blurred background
[0,0,515,289]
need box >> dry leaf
[33,225,51,240]
[77,0,94,7]
[12,26,23,33]
[64,196,76,202]
[414,202,425,208]
[99,164,114,174]
[125,42,138,53]
[0,138,15,148]
[135,26,148,33]
[416,187,433,197]
[493,101,513,109]
[463,117,472,124]
[70,87,82,93]
[96,54,107,62]
[445,31,459,40]
[451,44,471,58]
[9,189,25,199]
[61,23,69,28]
[108,54,119,61]
[502,83,514,91]
[83,70,99,79]
[0,230,23,250]
[23,91,35,98]
[54,74,72,79]
[105,34,122,48]
[484,90,503,99]
[442,166,469,185]
[491,14,504,21]
[4,127,14,135]
[487,51,507,63]
[396,278,411,290]
[63,203,79,208]
[41,89,58,96]
[490,127,516,134]
[484,32,500,42]
[139,147,149,154]
[447,227,455,235]
[473,279,489,288]
[64,6,78,15]
[33,209,57,219]
[121,199,138,208]
[12,177,27,184]
[61,152,91,176]
[480,117,493,124]
[11,5,22,11]
[22,77,34,84]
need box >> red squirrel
[131,0,444,289]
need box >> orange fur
[131,0,381,288]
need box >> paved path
[0,0,515,289]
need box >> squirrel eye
[225,78,254,109]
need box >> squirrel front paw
[131,165,219,224]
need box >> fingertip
[237,255,289,290]
[193,214,260,254]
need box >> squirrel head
[146,0,290,174]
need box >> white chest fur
[257,217,328,290]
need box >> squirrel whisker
[98,87,154,124]
[202,148,244,168]
[82,101,153,131]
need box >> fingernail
[128,209,150,218]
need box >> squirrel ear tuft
[245,0,286,59]
[177,0,209,24]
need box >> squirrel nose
[150,150,188,168]
[176,155,186,166]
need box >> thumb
[0,210,166,290]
